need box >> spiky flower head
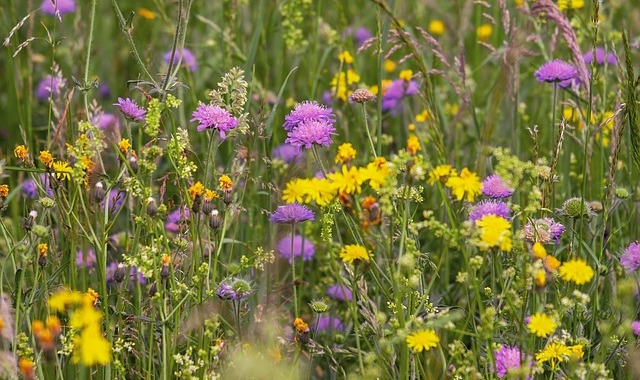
[283,101,335,132]
[191,104,238,140]
[481,174,514,198]
[114,97,146,122]
[534,60,577,83]
[468,200,511,223]
[285,120,336,152]
[269,203,314,224]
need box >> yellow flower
[477,24,493,41]
[445,168,482,202]
[162,253,172,266]
[532,242,547,259]
[304,178,336,206]
[515,0,524,6]
[428,165,456,185]
[558,259,594,285]
[331,69,360,101]
[283,178,309,204]
[361,157,390,190]
[52,160,73,181]
[406,329,439,353]
[558,0,584,10]
[535,342,582,369]
[72,324,111,366]
[204,189,219,202]
[293,317,309,332]
[527,312,557,338]
[338,51,354,64]
[48,289,84,312]
[14,145,29,162]
[544,255,561,272]
[188,181,205,200]
[329,165,365,195]
[408,123,416,132]
[137,7,156,20]
[335,143,357,164]
[445,103,459,117]
[0,185,8,198]
[415,109,430,122]
[219,175,234,191]
[118,139,131,155]
[384,59,397,73]
[534,269,547,287]
[86,288,99,306]
[476,215,512,252]
[38,243,48,257]
[399,69,413,81]
[407,135,421,155]
[39,150,54,167]
[339,244,371,264]
[428,19,445,36]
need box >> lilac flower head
[326,283,352,302]
[191,104,238,139]
[277,234,315,263]
[163,48,197,72]
[76,249,96,269]
[92,112,120,131]
[269,203,314,224]
[621,242,640,274]
[316,316,346,332]
[101,189,126,214]
[272,143,302,164]
[114,97,146,122]
[481,175,514,198]
[36,75,65,101]
[494,345,527,379]
[283,101,335,132]
[524,218,565,244]
[632,321,640,336]
[534,60,577,83]
[216,279,251,300]
[165,206,190,233]
[22,174,54,199]
[41,0,76,16]
[285,120,336,152]
[468,200,511,223]
[583,47,617,66]
[381,79,419,115]
[98,83,111,99]
[106,262,146,285]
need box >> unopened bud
[128,154,138,173]
[223,191,233,205]
[94,181,105,203]
[146,197,158,217]
[209,209,222,230]
[349,88,376,103]
[114,264,126,283]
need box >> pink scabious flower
[92,112,120,131]
[534,60,577,84]
[316,316,346,332]
[621,242,640,274]
[285,120,336,152]
[277,234,315,263]
[272,143,302,164]
[481,174,514,198]
[583,47,617,66]
[632,321,640,336]
[494,345,530,379]
[163,48,197,72]
[468,200,511,223]
[327,283,352,302]
[283,101,335,132]
[269,203,314,224]
[114,97,146,122]
[35,75,65,101]
[191,104,238,139]
[40,0,76,16]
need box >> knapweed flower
[621,242,640,273]
[114,97,146,122]
[277,234,315,263]
[468,200,511,223]
[476,215,512,251]
[524,218,565,244]
[406,329,439,353]
[428,165,456,185]
[632,321,640,336]
[339,244,371,264]
[285,120,336,152]
[527,313,557,337]
[494,345,528,379]
[316,316,345,332]
[534,60,577,84]
[191,104,238,139]
[445,168,482,202]
[558,259,594,285]
[328,165,365,195]
[326,283,352,302]
[535,342,583,369]
[216,279,251,300]
[283,101,335,132]
[583,47,617,66]
[272,143,302,164]
[36,75,65,101]
[335,143,357,164]
[163,48,197,72]
[40,0,76,15]
[269,203,314,224]
[481,174,514,198]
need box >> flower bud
[94,181,105,203]
[223,191,233,205]
[349,88,376,103]
[209,209,222,230]
[22,210,38,231]
[146,197,158,217]
[128,154,138,173]
[114,264,126,283]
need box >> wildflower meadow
[2,0,640,378]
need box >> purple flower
[283,101,335,132]
[40,0,76,16]
[285,120,336,152]
[165,206,190,233]
[326,283,352,302]
[524,218,565,244]
[344,26,373,47]
[35,75,65,101]
[494,345,527,379]
[106,262,146,285]
[381,79,419,115]
[114,97,146,122]
[191,104,238,139]
[583,47,617,66]
[277,234,315,263]
[468,200,511,223]
[269,203,314,224]
[163,48,197,72]
[216,279,251,300]
[632,321,640,336]
[621,242,640,274]
[316,316,346,332]
[92,112,120,131]
[76,249,96,269]
[22,174,54,199]
[481,175,514,198]
[101,189,126,214]
[98,83,111,99]
[534,60,577,84]
[272,143,303,164]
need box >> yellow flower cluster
[558,0,584,10]
[536,341,583,369]
[444,168,482,202]
[330,69,360,102]
[475,215,512,252]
